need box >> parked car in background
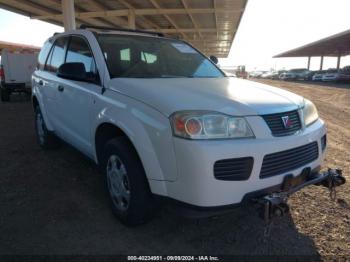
[304,70,316,81]
[0,49,38,101]
[273,70,287,80]
[308,67,350,82]
[248,71,265,78]
[280,68,311,81]
[279,71,294,81]
[260,71,275,79]
[269,70,287,80]
[312,70,326,81]
[342,65,350,72]
[322,68,350,82]
[337,66,350,82]
[322,69,340,82]
[300,70,315,81]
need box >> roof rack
[79,24,164,37]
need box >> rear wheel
[0,88,10,102]
[102,137,158,226]
[34,106,60,149]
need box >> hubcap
[36,112,45,144]
[106,155,130,211]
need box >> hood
[107,77,304,116]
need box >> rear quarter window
[37,39,53,70]
[45,37,68,73]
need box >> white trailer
[0,49,38,101]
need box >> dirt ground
[0,80,349,257]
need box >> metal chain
[329,179,337,201]
[327,174,337,201]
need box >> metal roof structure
[0,0,248,58]
[274,29,350,58]
[0,40,40,53]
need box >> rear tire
[102,137,158,226]
[0,88,10,102]
[34,106,60,149]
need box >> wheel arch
[93,120,169,197]
[31,93,54,131]
[95,122,136,166]
[32,95,39,111]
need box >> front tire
[102,137,158,226]
[34,106,60,149]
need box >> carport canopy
[0,0,248,58]
[274,29,350,69]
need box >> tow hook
[255,168,346,237]
[259,194,289,223]
[318,168,346,200]
[258,194,290,237]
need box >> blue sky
[0,0,349,71]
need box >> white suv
[32,26,327,225]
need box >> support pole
[320,56,324,70]
[336,53,341,69]
[128,10,136,29]
[307,56,311,70]
[62,0,76,31]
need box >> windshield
[97,34,224,78]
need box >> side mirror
[57,62,87,82]
[210,55,219,64]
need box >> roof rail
[79,24,164,37]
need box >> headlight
[302,99,319,126]
[170,111,255,139]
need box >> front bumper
[165,118,326,207]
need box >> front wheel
[102,137,158,226]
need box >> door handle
[58,85,64,92]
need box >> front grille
[260,142,319,179]
[262,110,302,137]
[214,157,253,181]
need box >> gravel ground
[0,80,349,257]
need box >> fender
[92,90,178,195]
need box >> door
[54,36,101,157]
[39,37,69,131]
